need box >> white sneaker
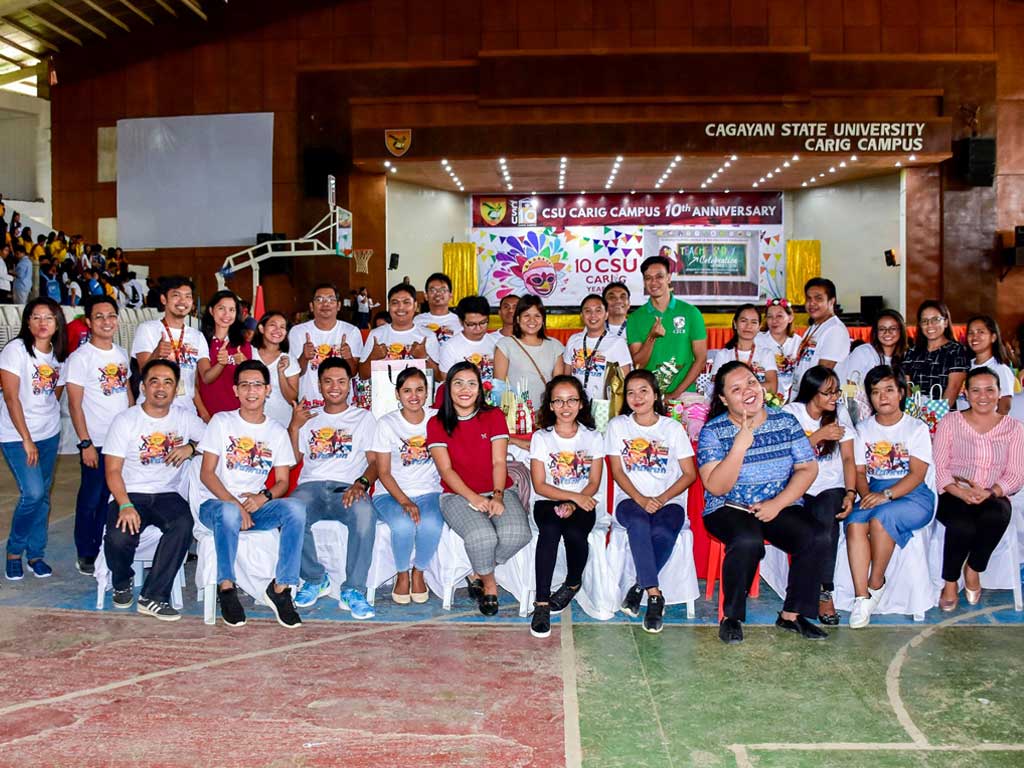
[865,581,887,614]
[849,596,872,629]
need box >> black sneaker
[219,586,247,627]
[265,581,302,628]
[76,556,96,576]
[112,587,134,609]
[642,594,665,634]
[530,603,551,638]
[719,618,744,644]
[620,584,643,618]
[138,597,181,622]
[775,613,828,640]
[548,583,580,615]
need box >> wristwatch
[883,488,894,500]
[76,439,93,451]
[355,476,370,490]
[260,489,273,502]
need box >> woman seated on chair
[606,369,696,635]
[934,367,1024,611]
[370,367,445,606]
[698,361,826,645]
[427,361,531,617]
[845,365,934,629]
[528,375,605,639]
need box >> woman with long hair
[963,314,1015,415]
[845,365,934,629]
[606,369,696,634]
[197,289,252,418]
[1,297,67,579]
[784,365,857,625]
[710,303,779,395]
[755,298,800,401]
[426,361,531,616]
[371,367,444,606]
[837,309,909,389]
[698,361,826,644]
[528,375,605,638]
[902,300,968,408]
[251,311,300,427]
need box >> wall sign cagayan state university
[703,122,928,153]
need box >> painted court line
[629,625,677,768]
[560,610,583,768]
[0,608,480,718]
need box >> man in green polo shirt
[627,255,707,396]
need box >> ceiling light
[724,189,730,193]
[829,166,835,173]
[580,190,586,195]
[712,173,718,179]
[774,167,781,173]
[801,182,807,187]
[752,182,759,188]
[839,161,846,168]
[908,154,916,161]
[389,167,397,174]
[616,155,623,162]
[724,161,731,168]
[819,173,825,178]
[809,178,816,183]
[441,159,449,166]
[791,155,799,162]
[850,155,858,162]
[731,155,738,161]
[675,155,682,162]
[384,161,391,167]
[507,184,513,190]
[766,172,773,178]
[783,161,790,168]
[895,161,901,167]
[630,190,635,195]
[678,189,684,194]
[700,183,707,188]
[718,167,724,174]
[560,156,567,163]
[759,177,765,183]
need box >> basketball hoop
[352,249,373,273]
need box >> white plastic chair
[422,524,475,610]
[93,525,185,610]
[309,519,393,607]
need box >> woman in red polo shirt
[197,290,252,419]
[427,361,531,616]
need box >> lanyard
[606,321,626,338]
[161,319,186,364]
[795,320,825,362]
[582,332,606,389]
[734,342,756,366]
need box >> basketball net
[352,249,373,273]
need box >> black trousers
[936,492,1011,583]
[703,503,827,622]
[103,492,193,602]
[803,488,845,592]
[533,500,596,602]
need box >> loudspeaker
[860,295,884,325]
[1015,225,1024,247]
[883,249,899,267]
[954,137,996,186]
[388,252,400,270]
[1006,247,1024,267]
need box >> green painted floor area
[573,623,1024,768]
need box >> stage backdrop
[472,192,784,309]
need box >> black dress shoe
[465,576,484,601]
[775,613,828,640]
[479,594,499,616]
[718,618,743,644]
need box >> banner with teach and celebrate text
[472,192,785,308]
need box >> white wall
[0,89,51,226]
[785,173,903,315]
[385,179,468,295]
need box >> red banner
[472,192,783,229]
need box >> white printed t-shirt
[562,332,633,400]
[0,341,61,442]
[783,401,855,496]
[59,341,131,446]
[104,404,206,496]
[296,406,376,486]
[605,413,694,509]
[414,311,462,347]
[439,332,497,383]
[709,345,778,386]
[529,425,606,503]
[286,319,364,408]
[255,350,301,428]
[854,413,932,482]
[131,320,209,412]
[196,410,295,505]
[360,324,439,365]
[792,314,851,391]
[370,408,439,498]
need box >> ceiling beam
[178,0,206,22]
[0,33,39,59]
[117,0,152,25]
[22,9,83,45]
[80,0,130,33]
[0,48,23,66]
[47,1,107,39]
[0,16,59,50]
[0,61,40,87]
[150,0,177,17]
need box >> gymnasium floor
[1,457,1023,767]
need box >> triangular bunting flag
[489,234,496,242]
[608,247,617,255]
[603,226,611,235]
[593,240,602,253]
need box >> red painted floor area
[0,609,565,767]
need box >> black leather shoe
[479,594,499,616]
[465,576,484,602]
[718,618,743,644]
[776,613,828,640]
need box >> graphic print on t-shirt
[423,322,456,344]
[864,440,909,478]
[32,362,59,396]
[399,435,430,466]
[620,437,669,473]
[306,426,352,461]
[225,435,273,472]
[548,450,592,485]
[571,348,607,380]
[138,431,184,465]
[463,351,494,380]
[797,337,818,365]
[384,342,415,360]
[97,362,129,396]
[310,343,341,372]
[177,343,201,370]
[775,351,795,375]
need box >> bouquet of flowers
[763,389,785,409]
[654,357,679,395]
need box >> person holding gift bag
[564,294,633,402]
[528,375,605,638]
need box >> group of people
[2,257,1022,644]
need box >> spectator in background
[491,294,519,339]
[12,243,31,305]
[145,277,161,309]
[372,310,391,328]
[709,303,779,396]
[439,295,498,388]
[40,262,62,304]
[836,309,908,392]
[902,300,968,408]
[8,211,19,240]
[0,244,11,303]
[32,235,46,263]
[494,295,567,427]
[20,227,31,253]
[414,272,462,348]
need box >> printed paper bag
[370,359,427,418]
[591,399,611,433]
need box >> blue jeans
[615,499,687,590]
[75,449,109,559]
[198,497,306,586]
[291,480,376,590]
[2,433,60,559]
[374,492,444,571]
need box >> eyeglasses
[766,298,790,308]
[876,325,901,334]
[816,388,840,399]
[920,316,945,326]
[464,320,489,330]
[551,397,581,407]
[236,381,267,390]
[313,296,338,305]
[30,314,56,323]
[427,286,450,295]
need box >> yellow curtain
[786,240,821,303]
[442,242,477,304]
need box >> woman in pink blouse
[934,367,1024,611]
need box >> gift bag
[841,371,871,425]
[672,392,709,442]
[605,362,625,418]
[695,360,714,398]
[907,384,949,436]
[591,398,611,433]
[370,359,427,418]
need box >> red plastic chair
[705,535,762,622]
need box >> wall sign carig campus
[703,122,928,152]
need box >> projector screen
[117,113,274,249]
